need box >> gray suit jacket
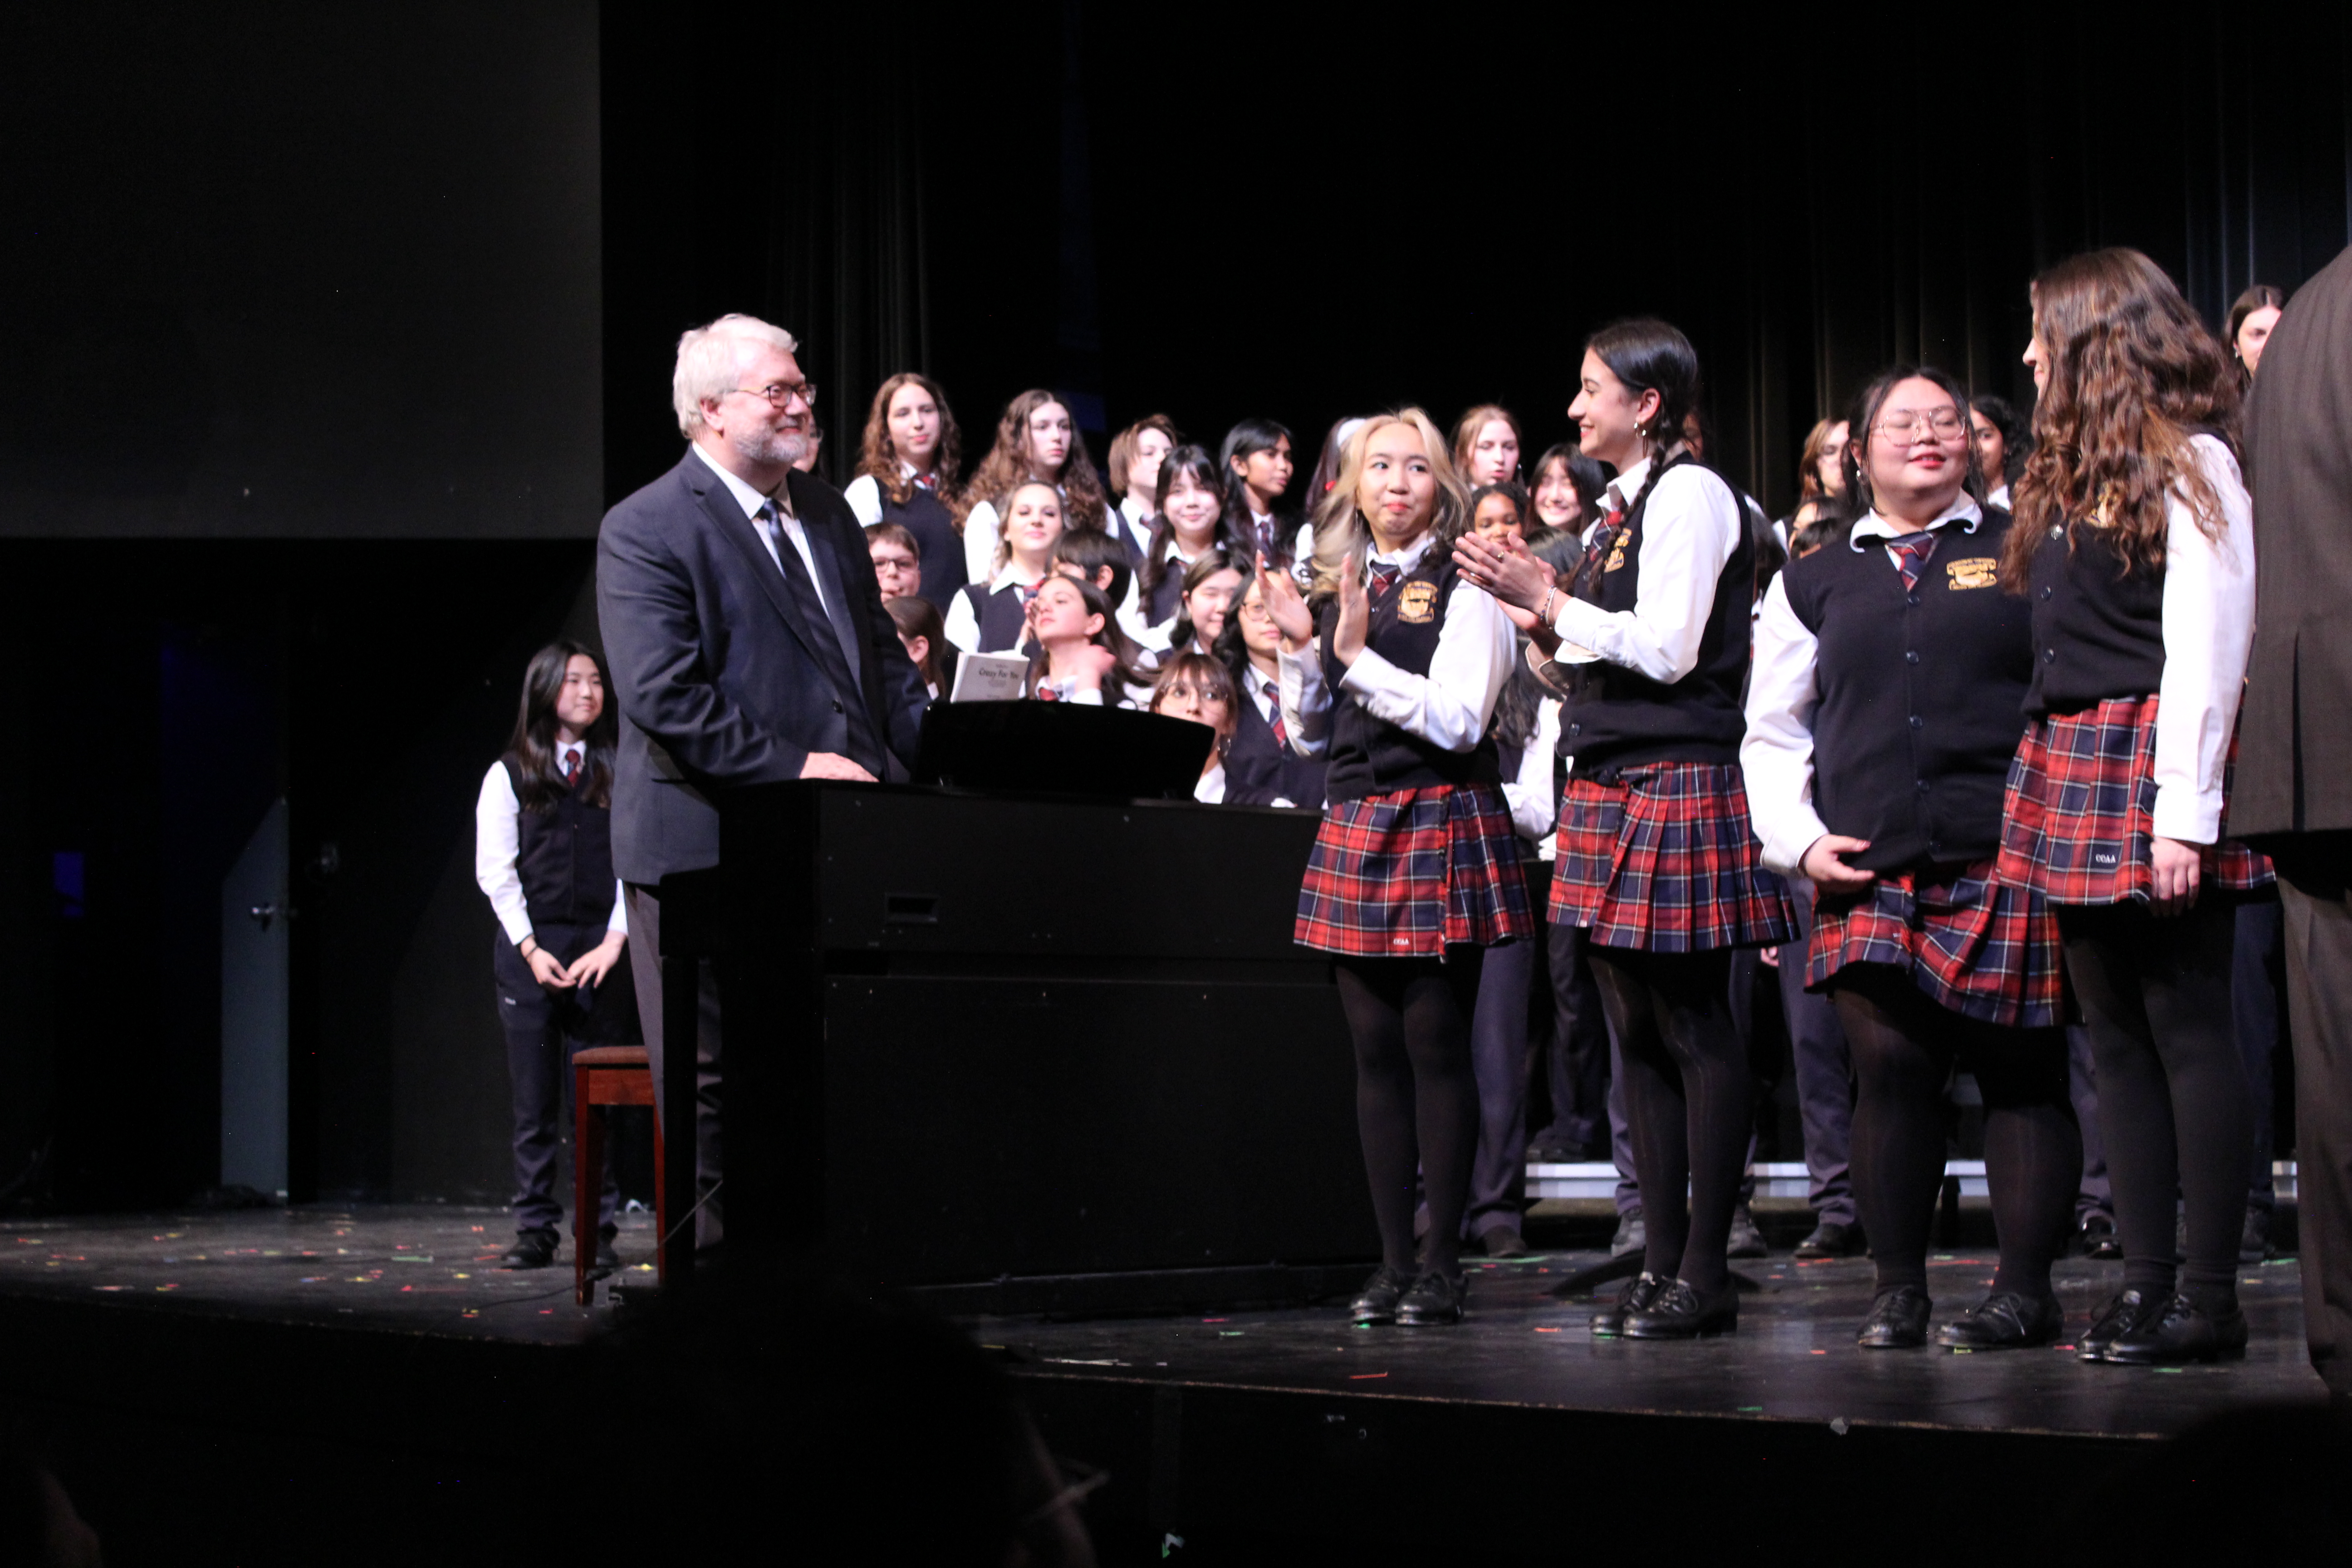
[2237,244,2352,841]
[596,450,928,884]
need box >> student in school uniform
[1529,444,1609,537]
[1053,526,1160,658]
[844,372,968,613]
[867,521,925,604]
[1215,570,1328,810]
[1158,551,1248,662]
[1994,249,2265,1366]
[1744,365,2079,1349]
[885,595,948,701]
[1261,407,1529,1327]
[1138,446,1253,633]
[1021,573,1149,706]
[1456,318,1795,1339]
[1107,415,1181,566]
[945,480,1065,655]
[1453,405,1524,489]
[472,640,637,1272]
[1221,418,1298,568]
[1148,652,1241,802]
[961,390,1113,585]
[1966,395,2028,513]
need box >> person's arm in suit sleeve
[597,504,810,784]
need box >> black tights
[1336,950,1486,1278]
[1831,968,2079,1300]
[1585,946,1747,1294]
[2061,897,2249,1314]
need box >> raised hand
[1257,553,1314,651]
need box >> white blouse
[1545,447,1743,683]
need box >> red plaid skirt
[1995,696,2275,906]
[1549,761,1794,952]
[1806,858,2065,1030]
[1295,784,1533,959]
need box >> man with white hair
[598,314,929,1259]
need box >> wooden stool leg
[650,1075,667,1288]
[573,1058,598,1308]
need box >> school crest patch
[1944,557,1999,589]
[1396,580,1440,623]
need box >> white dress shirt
[474,748,627,946]
[692,442,828,613]
[1740,495,1987,876]
[1195,760,1227,804]
[2151,435,2258,843]
[941,564,1046,654]
[1986,481,2012,512]
[1501,695,1561,843]
[1118,494,1155,556]
[1547,448,1742,683]
[1276,534,1515,759]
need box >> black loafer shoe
[1350,1265,1414,1325]
[2078,1213,2121,1259]
[1936,1290,2063,1350]
[1624,1278,1739,1339]
[2078,1288,2164,1361]
[1395,1270,1466,1326]
[593,1239,621,1272]
[2240,1206,2274,1264]
[500,1231,558,1270]
[1856,1285,1932,1349]
[1481,1228,1530,1259]
[1610,1207,1647,1259]
[1726,1206,1769,1259]
[1795,1220,1861,1260]
[2103,1294,2249,1366]
[1591,1271,1666,1338]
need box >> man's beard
[730,422,808,470]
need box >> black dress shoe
[2078,1213,2121,1259]
[500,1231,558,1270]
[2240,1206,2274,1264]
[593,1238,621,1272]
[1610,1207,1646,1259]
[1350,1265,1414,1325]
[1590,1271,1666,1338]
[1624,1278,1739,1338]
[2078,1288,2164,1361]
[1726,1205,1769,1259]
[1856,1285,1932,1349]
[1481,1228,1530,1259]
[1936,1290,2063,1350]
[1395,1270,1466,1325]
[2103,1294,2249,1365]
[1795,1220,1861,1260]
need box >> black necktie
[758,501,884,775]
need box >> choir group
[814,246,2291,1364]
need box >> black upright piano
[655,777,1374,1304]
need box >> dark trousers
[2277,871,2352,1396]
[1540,916,1613,1155]
[494,922,632,1238]
[1778,899,1857,1226]
[1465,934,1536,1239]
[2235,897,2289,1212]
[623,884,725,1251]
[2068,1024,2114,1222]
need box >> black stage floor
[0,1206,2338,1564]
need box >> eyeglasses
[1873,409,1966,443]
[733,380,818,409]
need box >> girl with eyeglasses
[1994,249,2267,1366]
[846,373,970,613]
[1147,652,1241,801]
[1454,318,1794,1339]
[1744,366,2079,1351]
[1259,408,1529,1327]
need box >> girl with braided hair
[1456,318,1793,1338]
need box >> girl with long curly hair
[1992,247,2266,1367]
[959,389,1112,585]
[845,372,969,613]
[1258,407,1530,1327]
